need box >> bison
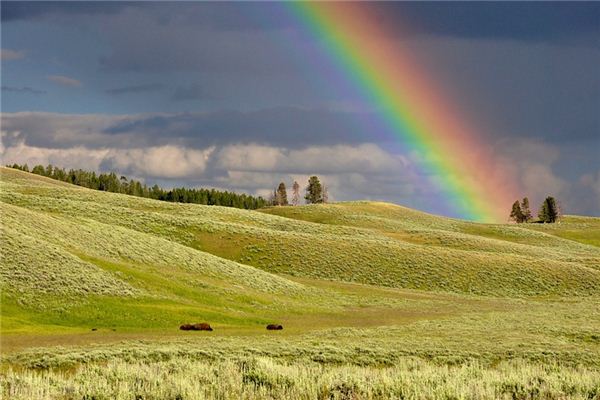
[179,324,194,331]
[192,322,213,331]
[266,324,283,330]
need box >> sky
[1,1,599,218]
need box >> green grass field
[1,167,600,399]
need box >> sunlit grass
[2,167,600,399]
[4,357,600,400]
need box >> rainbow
[287,2,517,222]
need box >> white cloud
[1,140,214,179]
[216,143,408,174]
[47,75,82,87]
[104,145,215,179]
[1,139,109,171]
[2,110,597,216]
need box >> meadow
[1,167,600,399]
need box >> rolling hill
[2,166,600,398]
[2,166,599,312]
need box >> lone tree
[291,181,300,206]
[305,176,323,204]
[276,182,288,206]
[510,200,524,223]
[538,196,559,223]
[520,197,533,222]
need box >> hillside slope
[2,167,600,307]
[1,168,323,334]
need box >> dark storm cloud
[103,107,383,148]
[2,2,599,216]
[369,2,600,44]
[1,86,46,95]
[96,17,296,74]
[408,37,600,144]
[0,108,383,150]
[106,83,163,96]
[0,2,288,31]
[0,1,138,22]
[3,2,598,42]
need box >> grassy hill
[3,167,598,304]
[2,166,600,399]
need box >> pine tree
[291,181,300,206]
[32,165,45,175]
[520,197,532,222]
[538,196,559,223]
[510,200,524,223]
[305,176,323,204]
[7,163,267,210]
[538,201,548,222]
[276,182,288,206]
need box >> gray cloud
[2,116,598,215]
[1,112,139,149]
[1,109,377,150]
[92,7,296,74]
[2,110,598,215]
[3,3,598,43]
[1,2,598,216]
[106,83,163,96]
[1,2,122,21]
[101,108,386,148]
[397,37,600,144]
[1,86,46,95]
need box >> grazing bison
[180,323,213,331]
[192,323,213,331]
[266,324,283,330]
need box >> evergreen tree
[291,181,300,206]
[510,200,524,223]
[520,197,532,222]
[7,163,267,210]
[304,176,323,204]
[276,182,288,206]
[538,196,559,223]
[32,165,45,175]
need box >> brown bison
[266,324,283,330]
[193,323,213,331]
[180,323,213,331]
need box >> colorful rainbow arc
[288,2,517,222]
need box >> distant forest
[7,164,268,210]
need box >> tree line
[510,196,560,223]
[7,164,268,210]
[270,175,329,206]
